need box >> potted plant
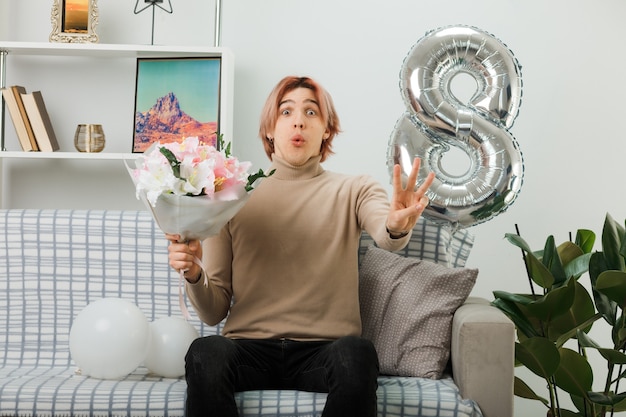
[492,213,626,417]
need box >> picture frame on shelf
[132,57,223,153]
[50,0,99,43]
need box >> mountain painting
[133,57,221,153]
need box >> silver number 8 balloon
[388,25,524,228]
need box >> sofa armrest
[451,296,515,417]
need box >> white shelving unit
[0,41,234,209]
[0,151,135,160]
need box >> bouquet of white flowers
[127,136,272,318]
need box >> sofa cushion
[359,246,478,379]
[0,367,481,417]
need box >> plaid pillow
[359,217,474,268]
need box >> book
[20,91,60,152]
[1,86,38,151]
[10,86,39,151]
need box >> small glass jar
[74,124,105,152]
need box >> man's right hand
[165,234,203,283]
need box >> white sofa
[0,209,514,417]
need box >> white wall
[3,1,626,415]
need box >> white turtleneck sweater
[187,155,410,340]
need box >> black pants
[184,335,379,417]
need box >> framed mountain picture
[132,56,223,153]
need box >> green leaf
[513,376,549,405]
[618,325,626,349]
[563,253,592,281]
[554,313,602,348]
[589,252,618,325]
[159,147,181,179]
[587,391,626,407]
[575,328,601,348]
[492,291,534,306]
[527,252,555,289]
[596,270,626,308]
[621,218,626,260]
[546,281,597,343]
[491,295,539,338]
[553,347,593,398]
[574,229,596,253]
[515,337,560,379]
[602,213,626,271]
[245,168,275,192]
[543,236,567,286]
[504,232,534,253]
[216,133,231,157]
[612,393,626,412]
[525,277,576,322]
[577,329,626,364]
[504,233,553,288]
[557,241,584,269]
[575,229,596,254]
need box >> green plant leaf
[553,347,593,397]
[589,252,618,325]
[491,295,539,338]
[513,376,549,405]
[556,241,583,273]
[602,213,626,271]
[492,291,534,306]
[216,133,231,157]
[596,270,626,309]
[245,168,275,192]
[525,277,576,323]
[563,253,592,281]
[577,329,626,364]
[621,218,626,260]
[618,326,626,349]
[575,229,596,254]
[505,233,555,289]
[575,328,601,349]
[554,313,602,348]
[544,235,567,286]
[569,395,590,417]
[159,147,181,179]
[515,337,560,379]
[504,232,534,253]
[527,253,556,289]
[547,281,597,343]
[587,391,626,407]
[612,393,626,412]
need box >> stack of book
[1,85,60,152]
